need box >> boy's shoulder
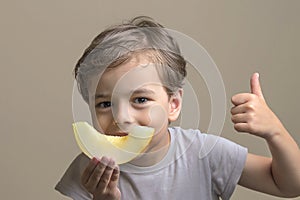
[169,126,247,159]
[169,126,219,145]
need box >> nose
[112,100,134,126]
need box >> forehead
[94,55,164,95]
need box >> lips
[105,125,133,137]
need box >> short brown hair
[74,16,187,102]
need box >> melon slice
[72,121,154,164]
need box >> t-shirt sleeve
[55,154,93,200]
[205,135,248,200]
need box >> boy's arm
[231,73,300,197]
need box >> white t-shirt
[55,127,248,200]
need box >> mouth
[106,132,129,137]
[114,132,129,137]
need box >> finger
[231,105,248,115]
[231,93,253,106]
[250,73,264,100]
[231,100,257,115]
[85,157,109,191]
[96,158,116,191]
[108,165,120,189]
[231,113,249,123]
[81,157,100,185]
[234,123,253,133]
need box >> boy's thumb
[250,73,264,99]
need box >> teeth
[114,134,127,137]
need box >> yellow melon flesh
[72,121,154,164]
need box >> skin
[81,55,300,199]
[233,73,300,197]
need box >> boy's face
[88,54,182,150]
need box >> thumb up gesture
[231,73,285,140]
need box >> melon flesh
[72,121,154,164]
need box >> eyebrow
[95,88,156,99]
[95,93,110,99]
[131,88,156,95]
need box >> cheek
[145,104,168,134]
[92,112,112,133]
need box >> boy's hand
[231,73,285,140]
[81,157,121,200]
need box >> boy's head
[74,16,187,142]
[74,16,187,102]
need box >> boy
[55,16,300,199]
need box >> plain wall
[1,0,299,199]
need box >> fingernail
[100,156,109,165]
[92,157,99,164]
[108,159,116,168]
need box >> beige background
[1,0,299,199]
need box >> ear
[168,89,183,122]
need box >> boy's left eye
[133,97,148,104]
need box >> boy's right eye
[96,101,112,108]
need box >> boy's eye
[133,97,148,104]
[96,101,112,108]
